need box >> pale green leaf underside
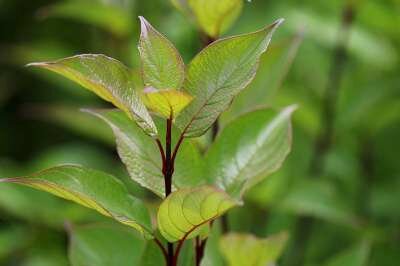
[176,20,284,137]
[157,186,238,242]
[189,0,243,38]
[206,106,296,199]
[139,16,185,90]
[0,165,153,238]
[219,232,288,266]
[69,224,164,266]
[85,109,204,198]
[27,54,157,137]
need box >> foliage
[1,0,399,265]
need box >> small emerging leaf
[27,54,157,137]
[0,165,153,238]
[142,87,193,118]
[176,20,284,137]
[138,16,185,90]
[189,0,243,37]
[157,186,239,242]
[206,105,296,199]
[219,232,289,266]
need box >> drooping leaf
[206,106,296,199]
[176,20,284,137]
[157,186,238,242]
[41,0,132,37]
[188,0,243,38]
[0,165,153,238]
[142,87,193,118]
[27,54,157,137]
[138,17,185,90]
[68,223,163,266]
[219,232,289,266]
[84,109,204,198]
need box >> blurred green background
[0,0,399,265]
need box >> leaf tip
[138,16,150,37]
[25,62,48,68]
[274,18,285,27]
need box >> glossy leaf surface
[157,186,238,242]
[206,106,296,199]
[0,165,153,238]
[138,17,185,90]
[27,54,157,137]
[176,20,284,137]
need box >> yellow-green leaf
[27,54,157,137]
[142,87,193,118]
[219,232,289,266]
[189,0,243,38]
[0,165,153,238]
[138,17,185,90]
[157,186,238,242]
[206,106,296,199]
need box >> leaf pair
[0,166,237,242]
[27,17,283,139]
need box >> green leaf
[84,109,204,198]
[189,0,243,38]
[31,105,114,145]
[27,54,157,137]
[142,87,193,118]
[41,0,132,37]
[138,17,185,90]
[219,232,288,266]
[170,0,193,16]
[324,240,371,266]
[221,31,304,123]
[176,20,284,137]
[157,186,238,242]
[69,223,163,266]
[0,165,153,238]
[0,226,28,261]
[278,178,359,226]
[206,106,296,199]
[200,221,224,266]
